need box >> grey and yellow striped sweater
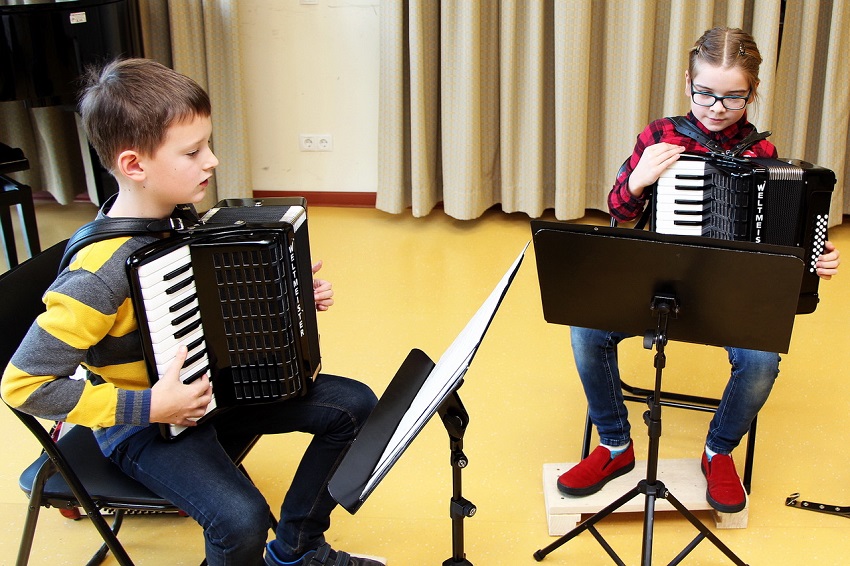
[2,234,162,455]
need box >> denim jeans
[109,373,378,566]
[569,326,779,454]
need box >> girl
[557,27,840,514]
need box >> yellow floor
[1,200,849,565]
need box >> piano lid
[0,142,29,175]
[0,0,142,108]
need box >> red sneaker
[557,443,635,496]
[701,452,746,513]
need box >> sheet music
[362,243,529,497]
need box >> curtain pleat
[553,0,591,219]
[0,103,87,204]
[165,0,251,210]
[772,0,849,219]
[380,0,848,225]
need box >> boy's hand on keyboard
[150,345,213,426]
[312,260,335,311]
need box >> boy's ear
[116,150,145,182]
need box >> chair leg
[15,493,44,566]
[581,409,593,460]
[84,510,126,566]
[76,503,135,566]
[742,415,757,494]
[33,439,137,565]
[0,201,18,267]
[15,183,40,258]
[15,455,56,566]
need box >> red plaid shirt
[609,112,778,221]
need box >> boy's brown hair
[79,58,211,172]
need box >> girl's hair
[79,58,211,172]
[688,27,762,95]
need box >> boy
[1,58,384,566]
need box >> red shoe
[557,443,635,496]
[701,452,746,513]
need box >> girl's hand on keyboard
[628,143,685,197]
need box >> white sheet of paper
[362,243,529,497]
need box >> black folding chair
[1,240,267,565]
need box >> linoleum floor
[1,200,848,565]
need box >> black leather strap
[786,493,850,518]
[667,115,772,158]
[729,128,772,156]
[668,116,726,154]
[59,195,201,272]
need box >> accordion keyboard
[135,244,217,433]
[654,158,712,236]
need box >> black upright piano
[1,0,143,203]
[1,0,142,108]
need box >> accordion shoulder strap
[730,128,772,156]
[667,115,771,157]
[668,116,725,154]
[59,195,200,272]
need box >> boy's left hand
[816,240,840,280]
[312,260,335,311]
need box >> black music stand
[329,245,527,566]
[530,221,805,566]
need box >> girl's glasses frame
[690,85,751,110]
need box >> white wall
[239,0,380,194]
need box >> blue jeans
[109,373,378,566]
[569,326,779,454]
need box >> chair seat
[20,424,175,510]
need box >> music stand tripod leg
[534,295,750,565]
[439,390,476,566]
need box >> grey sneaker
[265,542,386,566]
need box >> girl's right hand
[149,346,212,426]
[628,143,686,198]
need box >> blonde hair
[688,27,762,97]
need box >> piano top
[0,143,29,175]
[1,0,142,108]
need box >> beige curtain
[771,0,849,226]
[0,0,250,211]
[378,0,848,226]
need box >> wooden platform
[543,459,748,535]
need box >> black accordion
[650,154,835,314]
[127,198,321,439]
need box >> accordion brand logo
[289,242,305,337]
[754,180,766,243]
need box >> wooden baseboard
[252,190,376,208]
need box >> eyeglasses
[690,85,750,110]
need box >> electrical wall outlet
[300,134,333,152]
